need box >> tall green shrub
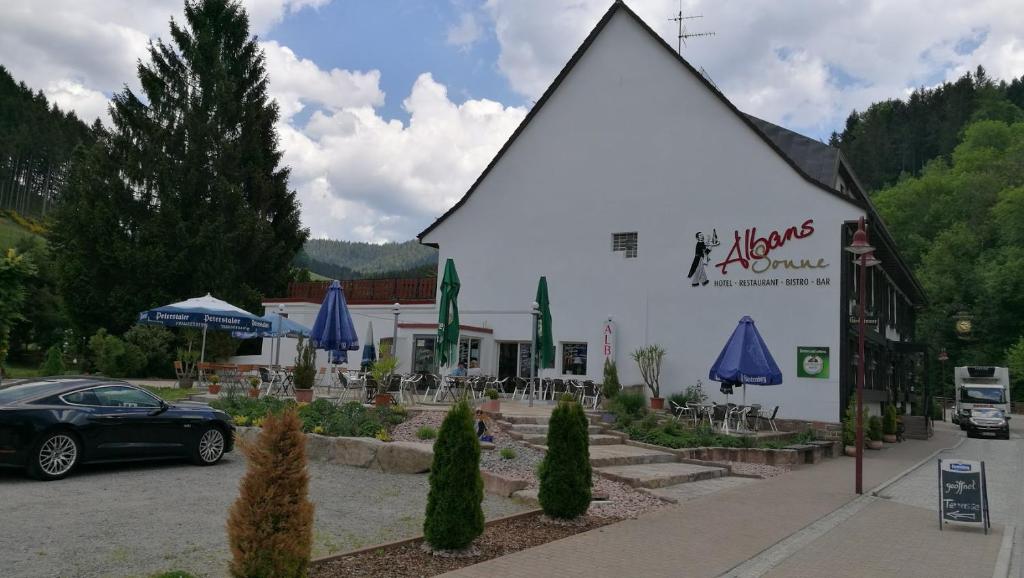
[89,328,145,377]
[883,404,898,435]
[867,415,883,441]
[602,358,621,400]
[40,345,65,376]
[124,325,175,378]
[539,399,592,519]
[842,394,857,447]
[424,400,483,550]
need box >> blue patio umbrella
[138,293,271,364]
[310,280,360,364]
[708,316,783,404]
[231,313,312,339]
[361,321,376,370]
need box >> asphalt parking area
[0,455,529,578]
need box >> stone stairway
[498,412,754,507]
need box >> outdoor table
[434,376,466,403]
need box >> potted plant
[369,347,398,407]
[867,415,883,449]
[292,336,317,403]
[481,388,500,412]
[176,348,199,388]
[632,345,666,410]
[207,374,221,395]
[247,375,261,398]
[882,404,898,443]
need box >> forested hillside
[0,65,95,217]
[298,238,437,279]
[831,66,1024,192]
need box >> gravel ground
[390,411,446,442]
[0,454,528,578]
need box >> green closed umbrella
[436,258,461,369]
[535,276,555,369]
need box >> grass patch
[2,363,41,379]
[500,447,516,460]
[140,385,196,403]
[416,426,437,440]
[0,214,42,250]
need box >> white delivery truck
[952,366,1011,428]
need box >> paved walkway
[442,424,965,578]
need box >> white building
[237,2,926,424]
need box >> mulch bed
[309,511,619,578]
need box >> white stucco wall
[418,9,865,422]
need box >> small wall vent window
[612,232,638,258]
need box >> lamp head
[845,217,875,255]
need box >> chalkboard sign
[938,459,990,533]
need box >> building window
[561,342,588,375]
[612,232,638,258]
[459,337,481,369]
[413,336,436,373]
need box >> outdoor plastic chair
[763,406,780,432]
[580,381,600,410]
[671,401,692,422]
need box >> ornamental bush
[883,404,898,435]
[842,394,857,447]
[423,400,484,550]
[538,398,592,520]
[40,345,65,376]
[601,358,621,400]
[867,415,883,441]
[227,408,314,578]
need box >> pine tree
[52,0,308,335]
[227,408,314,578]
[538,398,592,520]
[423,400,484,550]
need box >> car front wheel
[29,431,81,481]
[192,427,226,466]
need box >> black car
[964,407,1011,440]
[0,377,234,480]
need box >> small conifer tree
[40,345,65,376]
[227,408,314,578]
[539,398,592,519]
[602,358,621,400]
[423,400,484,550]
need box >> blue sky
[266,1,523,126]
[2,0,1023,241]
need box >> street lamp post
[274,303,286,367]
[530,301,540,408]
[937,348,948,422]
[391,302,401,359]
[845,217,880,495]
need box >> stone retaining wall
[234,427,433,474]
[619,437,801,467]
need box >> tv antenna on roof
[668,2,714,55]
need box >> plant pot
[481,399,500,412]
[374,393,393,407]
[868,440,883,450]
[248,388,260,399]
[295,388,314,403]
[208,384,221,395]
[844,445,857,457]
[649,397,665,410]
[882,434,898,443]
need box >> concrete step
[595,462,726,489]
[501,415,550,425]
[645,476,756,503]
[587,444,677,468]
[508,423,605,434]
[519,433,624,446]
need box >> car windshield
[972,408,1004,419]
[961,387,1006,404]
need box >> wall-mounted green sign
[797,346,829,379]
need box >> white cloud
[447,13,483,50]
[45,80,111,125]
[242,0,332,35]
[484,0,1024,138]
[281,73,527,242]
[261,41,385,120]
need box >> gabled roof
[744,114,842,194]
[416,0,925,303]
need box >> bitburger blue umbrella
[709,316,783,404]
[310,280,360,364]
[138,293,271,364]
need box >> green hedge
[210,397,406,437]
